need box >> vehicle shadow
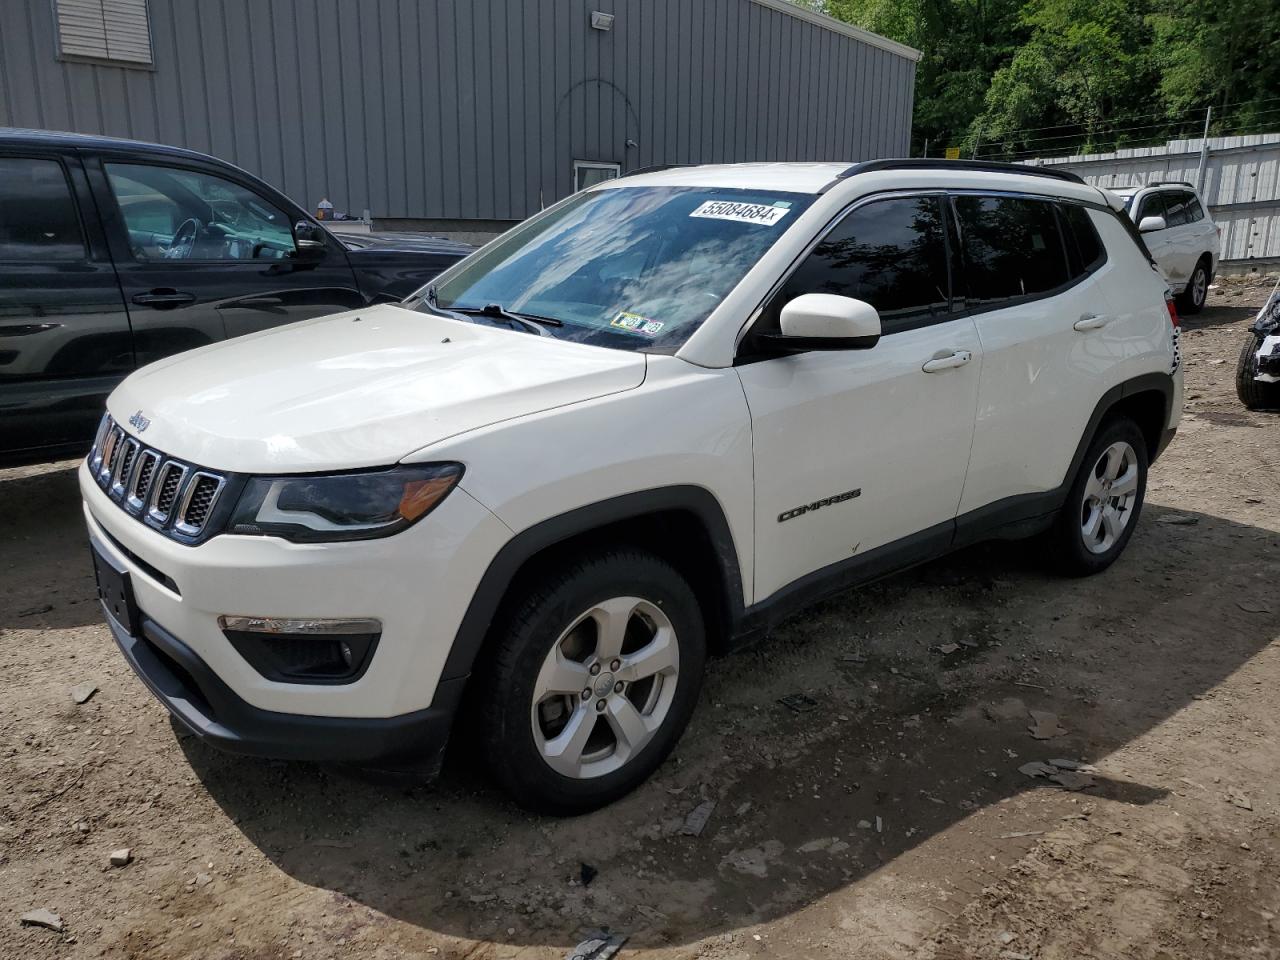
[1182,300,1259,333]
[181,502,1280,950]
[0,460,103,630]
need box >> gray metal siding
[1039,135,1280,264]
[1,0,916,221]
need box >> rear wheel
[1177,258,1210,314]
[479,548,705,814]
[1045,418,1148,576]
[1235,331,1280,410]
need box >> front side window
[765,195,951,336]
[1135,192,1168,224]
[105,162,297,262]
[0,157,85,262]
[952,195,1069,305]
[426,186,814,352]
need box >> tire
[1235,331,1280,410]
[479,548,706,815]
[1176,257,1210,314]
[1045,418,1149,576]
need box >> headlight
[228,463,463,542]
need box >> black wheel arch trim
[440,485,746,682]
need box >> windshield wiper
[449,303,564,334]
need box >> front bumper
[92,531,465,766]
[104,595,464,766]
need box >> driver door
[85,154,363,367]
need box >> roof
[748,0,922,62]
[604,162,852,194]
[0,127,219,163]
[603,160,1110,205]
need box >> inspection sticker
[610,311,664,336]
[689,200,791,226]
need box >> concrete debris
[875,816,883,833]
[857,819,872,829]
[1050,771,1096,792]
[1226,790,1253,811]
[109,848,132,867]
[19,908,64,932]
[1027,710,1068,740]
[680,800,716,837]
[193,872,213,887]
[998,831,1044,839]
[565,931,627,960]
[468,893,496,903]
[778,693,818,713]
[75,821,90,834]
[797,837,839,853]
[70,682,97,705]
[998,931,1017,944]
[1000,953,1032,960]
[1018,761,1057,779]
[937,643,960,655]
[1048,758,1082,770]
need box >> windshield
[422,186,814,351]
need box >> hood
[107,304,646,473]
[340,231,475,256]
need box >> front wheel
[1045,418,1149,576]
[479,548,706,814]
[1177,259,1210,314]
[1236,331,1280,410]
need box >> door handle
[921,350,972,373]
[1073,313,1111,331]
[132,290,197,309]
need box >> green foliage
[818,0,1280,158]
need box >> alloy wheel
[530,596,680,779]
[1079,440,1139,554]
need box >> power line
[970,95,1280,143]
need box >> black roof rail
[827,157,1087,187]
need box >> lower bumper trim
[104,608,462,768]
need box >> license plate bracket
[91,540,140,636]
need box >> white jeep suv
[82,160,1182,813]
[1112,181,1219,314]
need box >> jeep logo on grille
[128,410,151,432]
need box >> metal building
[0,0,920,236]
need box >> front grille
[87,414,229,542]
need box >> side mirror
[760,294,882,353]
[1138,215,1167,233]
[292,220,328,259]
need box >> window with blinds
[55,0,153,66]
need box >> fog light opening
[218,616,381,684]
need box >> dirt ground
[3,280,1278,960]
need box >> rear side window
[0,157,85,261]
[1058,203,1106,275]
[952,195,1069,305]
[1187,196,1206,222]
[769,194,951,334]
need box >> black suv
[0,129,471,466]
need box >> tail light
[1165,291,1179,328]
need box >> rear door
[954,194,1119,515]
[84,153,365,366]
[0,149,132,460]
[1159,190,1200,284]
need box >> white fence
[1034,135,1280,268]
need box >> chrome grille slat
[86,423,227,540]
[127,450,161,511]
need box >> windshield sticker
[689,200,791,226]
[610,311,665,336]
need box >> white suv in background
[82,160,1182,813]
[1112,181,1219,314]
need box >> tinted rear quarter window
[0,157,85,261]
[769,194,951,335]
[1162,191,1192,227]
[952,195,1069,305]
[1059,203,1106,275]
